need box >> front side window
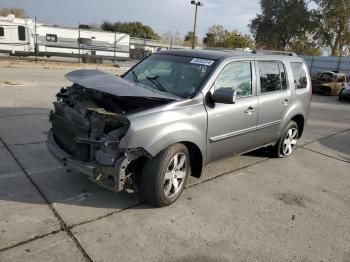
[0,27,4,37]
[46,34,57,42]
[258,61,287,93]
[290,62,307,89]
[319,73,334,81]
[214,61,252,97]
[18,26,26,41]
[123,54,216,98]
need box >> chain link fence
[302,55,350,77]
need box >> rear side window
[290,62,307,89]
[18,26,26,41]
[258,61,287,93]
[0,27,4,37]
[214,61,252,97]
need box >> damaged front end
[47,71,175,192]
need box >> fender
[119,102,208,162]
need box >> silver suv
[47,50,311,207]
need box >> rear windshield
[123,54,217,98]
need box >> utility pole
[34,16,38,63]
[190,1,204,49]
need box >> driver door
[206,61,258,162]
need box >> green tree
[203,25,254,49]
[289,34,322,56]
[160,31,184,45]
[203,25,227,46]
[79,24,100,30]
[0,7,27,18]
[249,0,314,50]
[314,0,350,56]
[184,31,198,46]
[101,21,160,40]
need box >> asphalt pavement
[0,67,349,262]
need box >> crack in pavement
[0,137,93,262]
[300,147,350,164]
[0,229,62,253]
[0,126,349,257]
[0,113,49,118]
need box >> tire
[141,143,190,207]
[270,121,299,158]
[324,87,332,96]
[339,88,345,100]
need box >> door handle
[282,99,289,106]
[245,106,257,114]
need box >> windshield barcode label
[190,58,215,66]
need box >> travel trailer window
[46,34,58,42]
[78,38,92,45]
[0,27,4,37]
[18,26,26,41]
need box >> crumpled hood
[65,70,179,101]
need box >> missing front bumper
[47,130,144,192]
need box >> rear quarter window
[290,62,307,89]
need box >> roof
[157,49,304,62]
[318,71,346,76]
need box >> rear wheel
[270,121,299,158]
[141,143,190,207]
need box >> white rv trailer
[0,15,34,55]
[0,15,130,60]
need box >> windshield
[123,54,216,98]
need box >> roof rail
[252,49,297,56]
[200,47,298,56]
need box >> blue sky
[0,0,260,37]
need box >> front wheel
[270,121,299,158]
[141,143,190,207]
[339,88,345,100]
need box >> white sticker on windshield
[190,58,215,66]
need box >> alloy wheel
[282,128,298,156]
[163,153,187,198]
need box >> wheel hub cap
[163,153,187,198]
[282,128,298,156]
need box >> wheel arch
[290,114,305,138]
[181,141,203,178]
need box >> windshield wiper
[146,76,167,92]
[131,70,139,82]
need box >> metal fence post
[113,29,117,67]
[337,55,342,71]
[310,56,314,75]
[78,25,81,63]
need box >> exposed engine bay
[49,81,172,192]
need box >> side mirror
[212,88,237,104]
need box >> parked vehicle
[47,49,312,207]
[312,71,348,96]
[0,14,130,60]
[339,83,350,101]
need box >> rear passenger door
[255,60,292,146]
